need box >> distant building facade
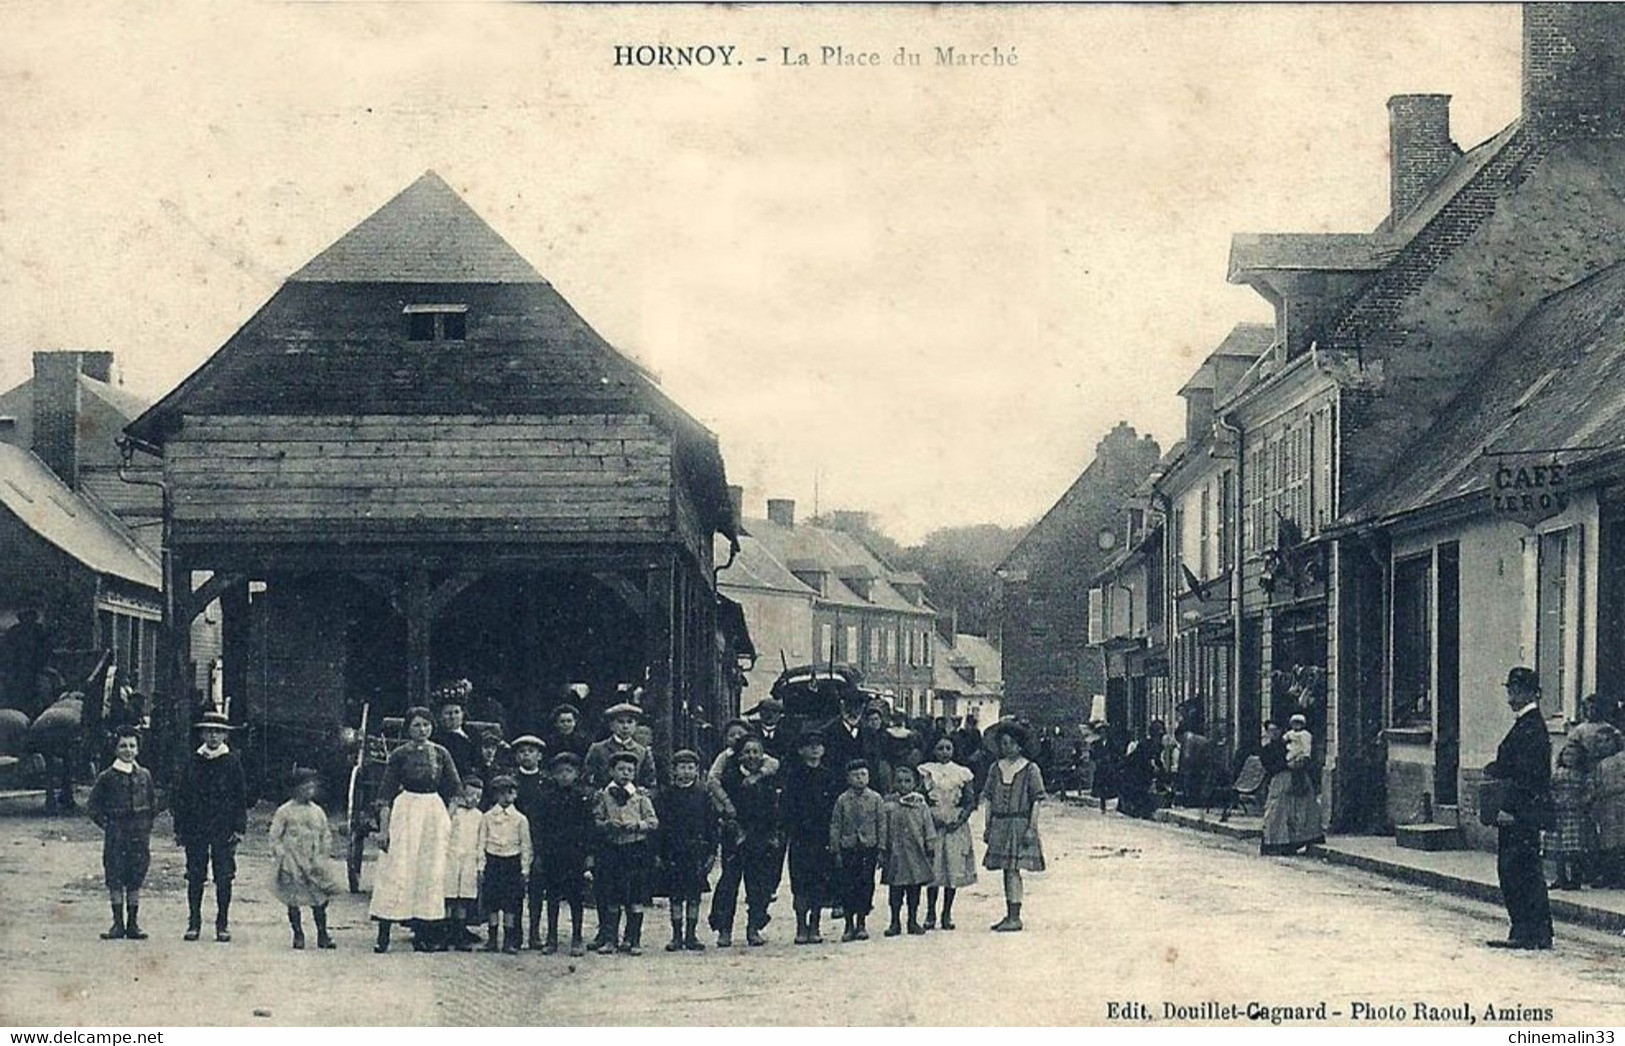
[996,423,1162,729]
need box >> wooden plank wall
[168,414,674,543]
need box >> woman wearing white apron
[370,706,463,952]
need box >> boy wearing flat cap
[507,735,548,946]
[593,749,659,954]
[171,709,248,942]
[584,702,658,790]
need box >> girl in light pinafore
[979,721,1045,932]
[268,768,343,949]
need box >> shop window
[1391,554,1433,727]
[845,626,860,664]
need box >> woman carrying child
[268,767,342,949]
[918,735,977,929]
[980,720,1046,932]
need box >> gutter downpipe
[1217,412,1245,757]
[117,435,182,774]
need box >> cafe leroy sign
[1485,447,1587,526]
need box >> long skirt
[931,819,978,888]
[368,791,450,921]
[1260,771,1325,854]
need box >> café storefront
[1371,449,1607,847]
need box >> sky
[0,3,1523,543]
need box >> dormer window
[404,303,468,342]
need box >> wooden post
[158,554,193,783]
[221,580,250,718]
[405,567,432,706]
[644,556,676,767]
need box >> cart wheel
[347,829,366,893]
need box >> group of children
[86,701,1049,955]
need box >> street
[2,796,1622,1027]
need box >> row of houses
[718,497,1002,724]
[1002,3,1625,847]
[0,350,221,710]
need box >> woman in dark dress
[1259,719,1325,855]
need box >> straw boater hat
[193,710,236,731]
[605,702,642,719]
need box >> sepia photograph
[0,0,1623,1031]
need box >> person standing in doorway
[171,710,248,942]
[1483,667,1554,950]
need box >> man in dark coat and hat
[1483,666,1554,950]
[747,697,793,764]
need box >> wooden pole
[405,566,432,707]
[644,555,675,767]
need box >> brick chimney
[1388,94,1459,221]
[727,485,745,532]
[1524,3,1625,138]
[32,351,86,488]
[766,498,796,527]
[78,351,115,384]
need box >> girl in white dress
[918,735,977,930]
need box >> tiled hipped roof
[124,173,736,541]
[1324,124,1545,352]
[740,516,936,615]
[291,172,546,284]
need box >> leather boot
[185,883,204,941]
[621,911,644,955]
[314,905,335,949]
[502,925,521,955]
[374,920,391,953]
[991,902,1023,932]
[100,903,126,940]
[124,903,148,940]
[666,910,685,952]
[215,881,233,942]
[528,911,544,950]
[289,907,306,949]
[683,912,705,951]
[485,924,500,951]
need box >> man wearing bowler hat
[747,697,792,763]
[1483,666,1554,950]
[171,709,249,942]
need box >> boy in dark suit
[1484,666,1554,950]
[87,727,156,940]
[171,710,248,942]
[534,751,596,955]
